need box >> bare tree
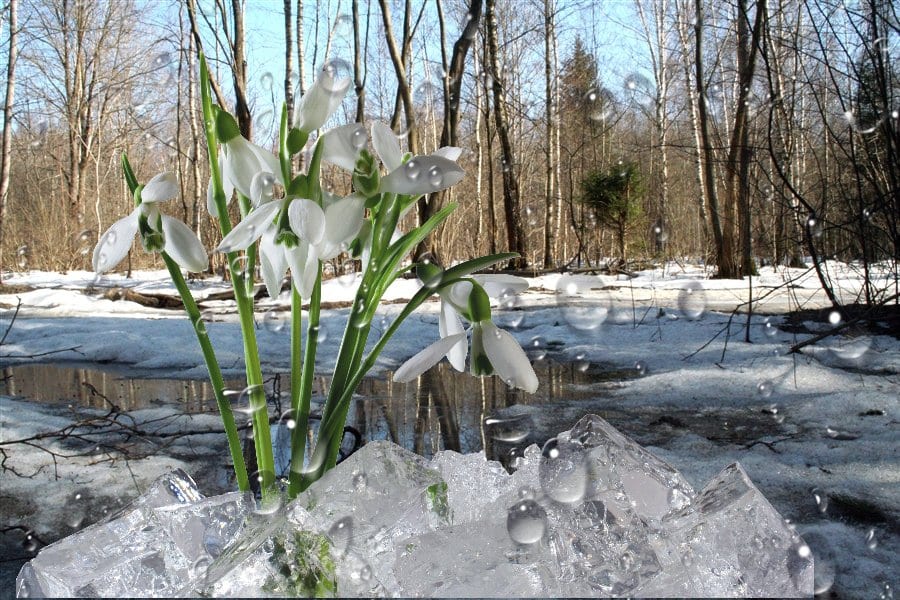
[0,0,18,281]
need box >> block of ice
[18,416,812,598]
[637,462,813,597]
[16,470,251,598]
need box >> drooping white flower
[220,137,281,201]
[93,172,208,274]
[293,65,353,133]
[322,121,465,196]
[393,275,537,393]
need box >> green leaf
[287,174,308,198]
[215,110,241,143]
[467,283,492,322]
[287,127,308,155]
[426,481,452,524]
[443,252,519,280]
[121,154,138,195]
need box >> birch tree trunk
[0,0,17,282]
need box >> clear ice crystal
[16,469,252,598]
[18,416,812,598]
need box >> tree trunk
[284,0,294,127]
[485,0,526,268]
[352,0,367,123]
[230,0,252,140]
[0,0,17,282]
[542,0,556,268]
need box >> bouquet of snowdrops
[93,55,537,501]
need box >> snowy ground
[0,262,897,598]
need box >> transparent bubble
[634,361,646,376]
[677,281,707,320]
[807,214,823,238]
[828,310,842,325]
[756,380,774,398]
[762,317,778,338]
[880,582,894,600]
[494,288,524,330]
[338,260,357,286]
[154,52,172,68]
[414,81,439,109]
[555,274,610,331]
[254,493,283,516]
[232,384,267,416]
[825,426,858,441]
[313,322,329,344]
[334,13,353,37]
[799,530,835,595]
[263,310,285,333]
[327,516,353,557]
[404,159,421,181]
[843,109,881,135]
[623,72,653,104]
[350,125,368,151]
[427,165,443,188]
[484,413,532,444]
[192,313,210,337]
[21,531,39,553]
[260,72,274,91]
[585,87,616,121]
[539,437,588,504]
[653,225,669,243]
[321,59,352,87]
[526,336,547,361]
[812,488,828,514]
[575,352,589,372]
[826,329,871,363]
[865,527,877,550]
[507,499,547,545]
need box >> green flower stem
[200,54,275,496]
[161,251,250,492]
[288,268,321,498]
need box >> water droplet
[263,310,285,333]
[321,59,352,91]
[427,165,443,188]
[495,288,524,329]
[154,52,172,67]
[260,72,274,91]
[633,361,647,376]
[575,352,589,372]
[21,532,39,553]
[192,314,208,337]
[484,414,532,443]
[358,564,372,581]
[350,125,368,151]
[865,528,877,550]
[757,380,774,398]
[653,224,669,243]
[539,437,588,504]
[585,87,615,121]
[555,274,610,331]
[762,317,778,338]
[527,336,547,361]
[404,160,421,181]
[254,493,283,516]
[327,516,353,556]
[414,81,438,108]
[352,472,367,490]
[233,384,267,415]
[314,322,329,344]
[807,214,823,237]
[828,310,842,325]
[677,281,707,320]
[812,489,828,514]
[334,13,353,36]
[507,499,547,544]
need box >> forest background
[0,0,897,308]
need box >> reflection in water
[2,360,618,463]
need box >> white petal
[481,321,538,393]
[474,274,529,298]
[324,194,364,247]
[285,241,318,298]
[259,231,288,299]
[93,208,140,273]
[223,137,262,198]
[207,155,235,218]
[250,171,277,207]
[371,121,403,171]
[288,198,326,245]
[442,280,473,315]
[432,146,462,162]
[294,68,352,132]
[439,300,468,371]
[393,333,468,383]
[248,143,282,184]
[380,155,465,195]
[323,123,366,172]
[161,214,208,272]
[141,172,178,203]
[216,199,282,253]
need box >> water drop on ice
[677,281,706,320]
[484,414,532,443]
[327,516,354,556]
[865,527,877,550]
[539,437,588,504]
[263,310,285,333]
[556,274,610,331]
[506,499,547,545]
[812,489,828,514]
[575,352,589,372]
[762,317,778,338]
[634,361,647,376]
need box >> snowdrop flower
[216,178,364,298]
[394,276,537,393]
[323,121,465,196]
[212,111,281,211]
[93,172,207,274]
[293,65,353,133]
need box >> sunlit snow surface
[1,262,898,597]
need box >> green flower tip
[215,111,241,144]
[468,283,492,323]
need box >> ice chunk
[637,462,813,597]
[569,414,695,523]
[16,470,251,598]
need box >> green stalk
[288,268,321,497]
[161,252,250,491]
[199,54,275,496]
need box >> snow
[1,262,898,598]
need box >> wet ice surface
[17,416,812,597]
